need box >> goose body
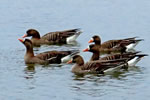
[67,55,128,74]
[83,44,148,67]
[22,28,82,46]
[88,35,143,53]
[18,38,79,65]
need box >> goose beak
[67,60,72,64]
[18,38,24,42]
[83,48,89,52]
[88,39,93,43]
[22,34,27,38]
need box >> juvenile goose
[88,35,143,52]
[67,55,127,74]
[83,44,148,66]
[18,38,79,64]
[22,28,82,46]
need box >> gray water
[0,0,150,100]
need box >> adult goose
[67,55,127,74]
[18,38,79,65]
[83,44,148,66]
[88,35,143,52]
[22,28,82,46]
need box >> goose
[18,38,79,64]
[22,28,82,46]
[88,35,143,52]
[83,44,148,66]
[67,55,128,74]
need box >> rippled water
[0,0,150,100]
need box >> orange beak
[18,38,24,42]
[83,48,89,52]
[88,39,93,43]
[67,60,72,64]
[22,34,27,38]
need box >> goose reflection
[24,64,36,79]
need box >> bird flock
[19,28,147,74]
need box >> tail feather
[61,50,80,63]
[74,28,82,33]
[135,39,144,42]
[66,28,82,43]
[74,28,82,36]
[123,36,139,40]
[70,50,80,57]
[127,54,148,66]
[136,54,148,58]
[66,28,82,34]
[62,28,81,33]
[124,39,143,50]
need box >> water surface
[0,0,150,100]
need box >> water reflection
[70,65,143,98]
[73,73,104,81]
[109,65,143,79]
[25,64,36,72]
[0,0,149,99]
[71,65,143,86]
[23,63,65,79]
[24,64,36,79]
[71,73,108,98]
[72,65,142,81]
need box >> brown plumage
[67,55,127,74]
[22,28,82,46]
[83,44,138,61]
[83,44,148,66]
[18,38,79,64]
[88,35,143,53]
